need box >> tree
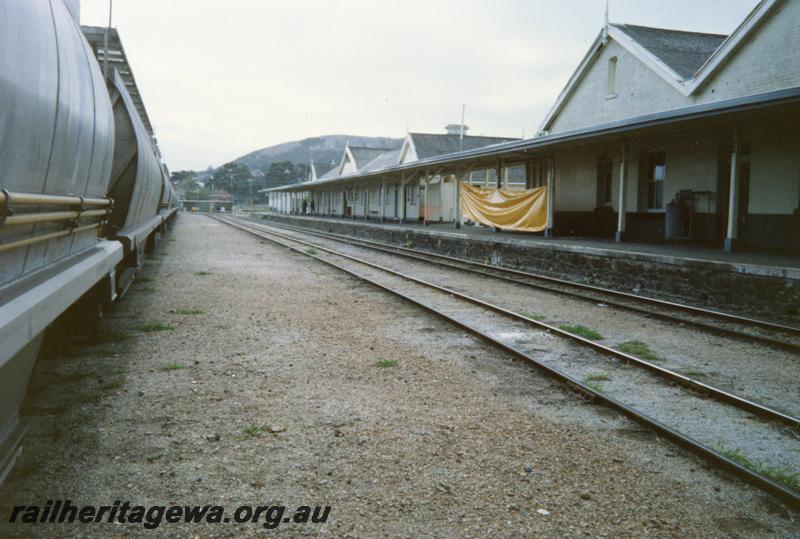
[295,163,310,181]
[170,170,202,199]
[171,170,196,183]
[263,161,307,188]
[212,162,253,202]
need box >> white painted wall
[367,185,381,216]
[354,186,365,217]
[330,188,344,216]
[547,2,800,134]
[655,137,720,214]
[695,0,800,105]
[548,40,686,133]
[747,113,800,214]
[549,106,800,218]
[399,136,418,164]
[341,156,357,175]
[423,177,443,221]
[440,176,455,222]
[405,181,420,220]
[553,131,721,215]
[553,145,606,211]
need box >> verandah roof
[267,86,800,193]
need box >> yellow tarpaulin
[459,182,548,232]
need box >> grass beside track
[717,445,800,491]
[374,359,399,368]
[618,340,660,361]
[139,322,175,332]
[559,324,604,340]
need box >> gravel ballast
[0,213,796,538]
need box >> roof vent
[444,124,469,136]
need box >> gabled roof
[539,0,782,132]
[409,133,518,160]
[611,23,726,79]
[337,144,400,175]
[267,86,800,193]
[348,146,394,168]
[309,163,322,181]
[318,166,339,180]
[359,149,402,174]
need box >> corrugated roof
[348,146,397,169]
[266,87,800,192]
[410,133,519,159]
[359,149,402,173]
[318,166,340,179]
[612,23,727,79]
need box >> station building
[269,0,800,254]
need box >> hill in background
[234,134,403,175]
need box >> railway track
[212,214,800,509]
[253,216,800,420]
[257,217,800,353]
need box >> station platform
[253,212,800,321]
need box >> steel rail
[225,216,800,424]
[261,217,800,338]
[258,219,800,352]
[212,214,800,509]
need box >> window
[646,152,666,210]
[468,169,482,185]
[505,164,527,190]
[597,157,613,206]
[607,56,618,98]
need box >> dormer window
[607,56,618,98]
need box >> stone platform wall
[260,214,800,323]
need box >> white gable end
[541,0,795,134]
[692,0,800,103]
[340,154,357,175]
[545,38,687,133]
[398,135,418,164]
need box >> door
[596,157,613,208]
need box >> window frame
[607,56,618,99]
[596,156,613,207]
[645,151,666,212]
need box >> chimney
[445,124,469,136]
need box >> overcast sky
[78,0,759,171]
